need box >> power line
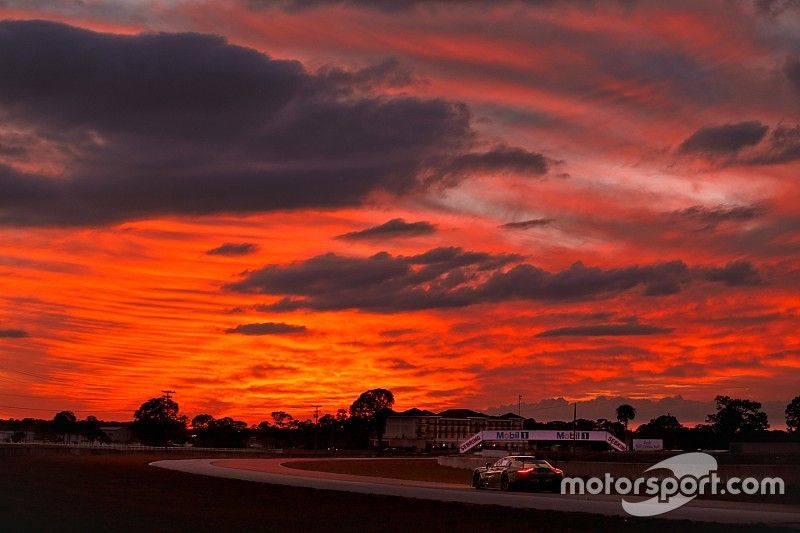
[524,403,577,413]
[0,403,139,414]
[0,390,147,403]
[0,404,70,412]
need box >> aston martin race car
[472,455,564,491]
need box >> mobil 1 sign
[491,431,530,441]
[530,430,609,441]
[484,430,611,441]
[460,429,629,452]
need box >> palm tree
[616,404,636,445]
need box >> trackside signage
[605,433,627,452]
[633,438,664,451]
[458,430,628,453]
[492,431,530,440]
[459,432,483,453]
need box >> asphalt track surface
[151,458,800,526]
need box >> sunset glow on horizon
[0,0,798,426]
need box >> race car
[472,455,564,491]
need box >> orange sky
[0,0,798,425]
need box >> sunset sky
[0,0,798,426]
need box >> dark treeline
[0,412,121,444]
[188,388,395,450]
[2,392,799,450]
[525,396,799,451]
[0,388,396,449]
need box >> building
[99,426,132,443]
[0,430,34,443]
[384,408,524,451]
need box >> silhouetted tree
[193,416,249,448]
[78,415,106,443]
[682,424,721,451]
[596,418,624,435]
[707,395,768,442]
[271,411,294,428]
[52,411,77,443]
[350,389,394,419]
[320,409,349,449]
[616,404,636,435]
[644,414,682,433]
[636,414,683,449]
[349,389,394,448]
[786,396,800,433]
[191,413,215,430]
[253,420,276,448]
[131,395,187,446]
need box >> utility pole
[572,402,577,457]
[161,390,176,400]
[517,394,524,453]
[313,405,321,453]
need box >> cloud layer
[0,328,27,338]
[679,121,769,154]
[336,218,436,240]
[535,324,672,337]
[225,322,307,335]
[0,20,547,226]
[0,2,797,422]
[226,248,763,312]
[206,243,259,256]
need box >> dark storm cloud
[317,58,416,91]
[228,247,522,312]
[224,322,307,335]
[251,0,457,11]
[756,0,800,17]
[671,204,765,230]
[678,121,769,154]
[0,21,545,226]
[226,248,760,312]
[0,328,27,338]
[380,358,418,370]
[206,243,259,256]
[698,260,763,286]
[0,144,25,157]
[743,125,800,165]
[499,218,555,230]
[443,145,550,177]
[786,55,800,91]
[481,260,693,299]
[254,0,622,12]
[535,324,672,337]
[679,120,800,166]
[337,218,436,241]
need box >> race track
[150,458,800,525]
